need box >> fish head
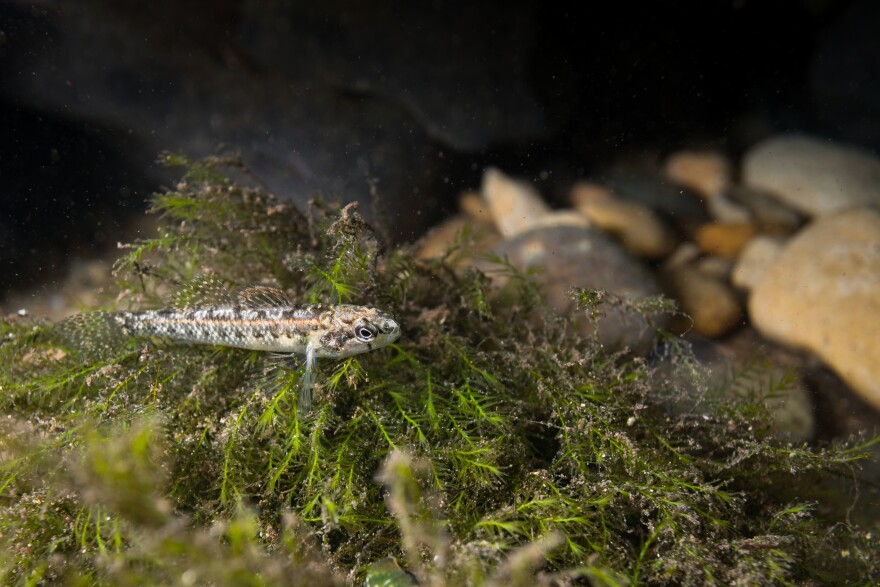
[316,306,400,358]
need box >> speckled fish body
[60,281,400,413]
[117,303,400,358]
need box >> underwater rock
[531,210,591,230]
[726,185,804,236]
[599,168,710,237]
[749,208,880,410]
[240,2,547,151]
[415,215,500,263]
[665,333,815,442]
[730,235,785,291]
[665,151,752,225]
[662,262,742,339]
[743,134,880,216]
[481,168,552,238]
[664,150,733,200]
[694,221,757,259]
[458,191,495,225]
[570,182,677,259]
[476,225,664,353]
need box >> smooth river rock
[481,168,552,238]
[475,225,665,353]
[743,134,880,216]
[663,263,743,339]
[731,235,785,291]
[749,208,880,410]
[664,150,732,199]
[570,182,677,259]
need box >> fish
[57,277,401,412]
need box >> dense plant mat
[1,155,877,585]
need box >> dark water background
[1,0,878,294]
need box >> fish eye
[354,324,377,342]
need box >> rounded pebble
[703,193,752,224]
[727,185,803,235]
[695,222,757,259]
[458,191,495,225]
[415,215,499,262]
[532,210,591,229]
[670,333,815,441]
[475,225,665,353]
[731,236,785,291]
[481,168,551,238]
[664,150,732,199]
[743,134,880,216]
[571,182,677,259]
[664,264,743,338]
[601,168,710,235]
[749,208,880,410]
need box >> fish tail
[53,311,129,356]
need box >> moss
[1,153,878,585]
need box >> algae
[0,154,878,585]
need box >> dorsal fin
[237,286,294,309]
[169,276,235,309]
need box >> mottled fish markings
[61,278,400,412]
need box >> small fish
[59,278,400,412]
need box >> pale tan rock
[415,215,499,261]
[665,151,752,224]
[532,210,590,229]
[415,215,466,260]
[695,255,734,280]
[568,180,614,203]
[743,134,880,216]
[665,151,732,199]
[704,192,752,224]
[665,242,701,268]
[695,222,757,258]
[665,264,743,338]
[458,191,494,225]
[571,182,676,259]
[731,236,785,291]
[749,209,880,410]
[481,168,551,237]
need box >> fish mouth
[371,312,400,343]
[383,320,401,342]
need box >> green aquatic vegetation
[1,154,879,585]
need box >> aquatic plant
[1,154,877,585]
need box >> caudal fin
[53,311,128,356]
